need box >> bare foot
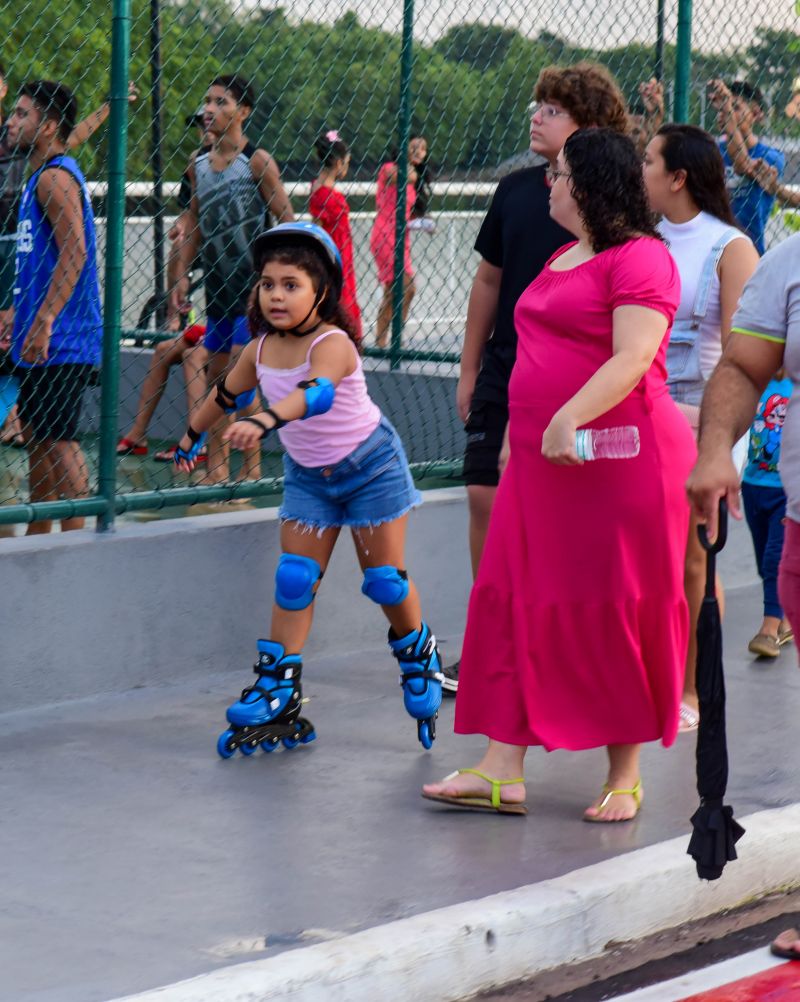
[583,780,642,822]
[422,769,526,806]
[771,928,800,959]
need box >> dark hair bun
[316,129,349,166]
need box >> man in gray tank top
[167,74,294,484]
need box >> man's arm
[250,149,294,223]
[67,81,138,149]
[633,78,665,155]
[19,168,87,363]
[750,159,798,206]
[708,79,758,178]
[457,260,501,422]
[688,333,784,537]
[166,160,201,330]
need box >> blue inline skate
[216,640,316,758]
[388,622,443,750]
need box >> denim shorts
[668,379,705,407]
[280,416,422,530]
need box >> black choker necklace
[276,319,325,339]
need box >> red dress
[454,238,697,751]
[309,184,362,342]
[369,162,416,284]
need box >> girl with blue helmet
[174,222,444,756]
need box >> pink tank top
[256,329,381,468]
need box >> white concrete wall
[0,491,470,712]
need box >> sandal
[117,437,148,456]
[778,624,794,647]
[583,779,642,823]
[421,768,527,815]
[748,632,781,658]
[771,928,800,960]
[154,444,208,463]
[678,702,699,732]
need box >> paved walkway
[1,519,798,1002]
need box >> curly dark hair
[247,242,360,348]
[563,128,661,252]
[534,62,629,135]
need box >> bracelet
[263,407,287,430]
[237,416,271,439]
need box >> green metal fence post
[96,0,132,532]
[655,0,665,81]
[389,0,414,372]
[674,0,693,122]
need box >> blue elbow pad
[235,388,256,411]
[214,377,256,414]
[298,377,335,419]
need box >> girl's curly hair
[247,242,360,348]
[563,128,661,252]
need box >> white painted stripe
[608,947,786,1000]
[108,804,800,1002]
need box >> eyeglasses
[528,101,571,121]
[545,167,571,183]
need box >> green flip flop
[422,767,527,815]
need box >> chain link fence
[0,0,799,531]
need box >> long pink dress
[369,162,416,284]
[454,238,696,751]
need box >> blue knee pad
[361,566,409,606]
[275,554,322,610]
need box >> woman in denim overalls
[644,124,759,731]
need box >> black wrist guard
[263,407,287,430]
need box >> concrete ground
[1,518,798,1002]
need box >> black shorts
[0,237,15,310]
[462,399,508,487]
[16,363,93,442]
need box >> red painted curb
[681,962,800,1001]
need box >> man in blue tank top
[167,74,294,484]
[1,80,102,533]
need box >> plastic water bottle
[575,426,640,461]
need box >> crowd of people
[0,69,436,523]
[0,65,796,757]
[1,52,799,960]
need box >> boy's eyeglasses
[528,102,571,121]
[545,167,571,183]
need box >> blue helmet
[253,222,343,298]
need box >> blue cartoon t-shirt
[742,376,792,487]
[719,139,784,255]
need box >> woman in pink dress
[423,128,697,822]
[370,135,427,348]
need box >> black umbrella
[687,500,746,880]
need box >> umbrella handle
[697,499,728,554]
[697,500,728,599]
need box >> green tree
[433,23,519,73]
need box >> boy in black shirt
[446,62,631,693]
